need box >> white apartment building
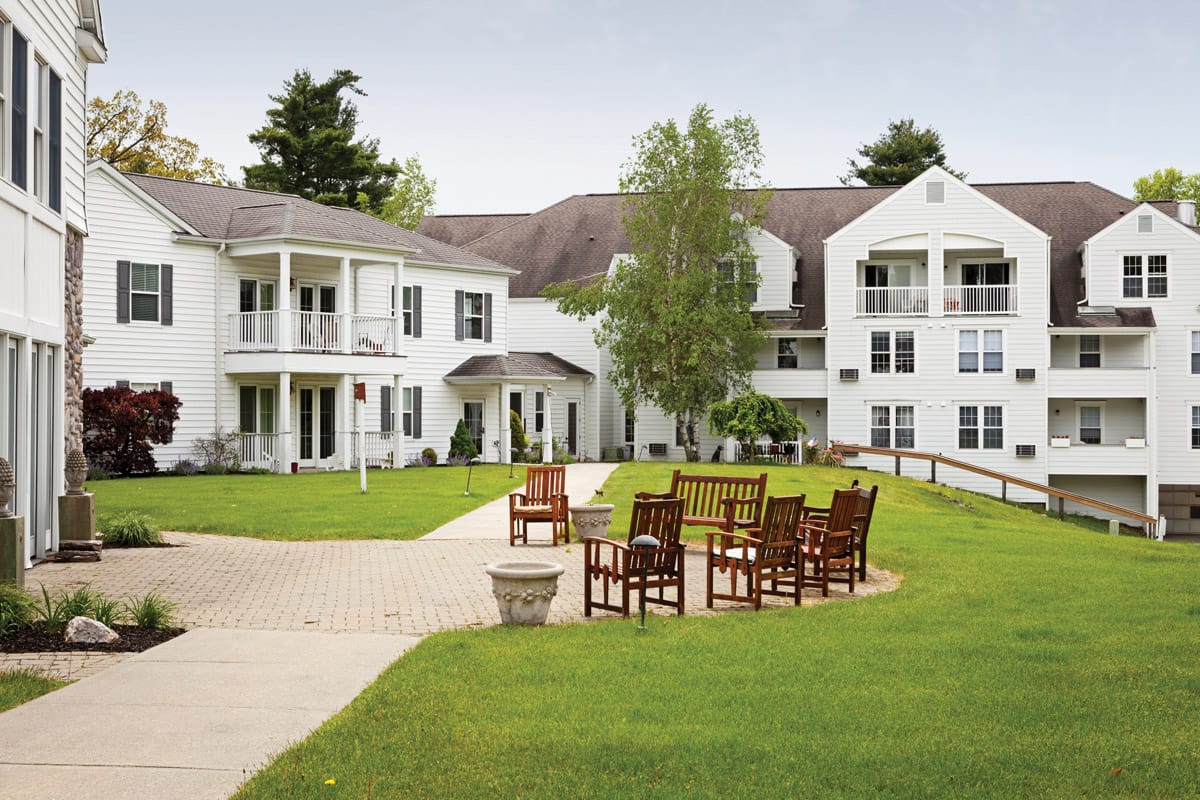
[420,168,1200,537]
[0,0,105,560]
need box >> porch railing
[229,310,280,350]
[942,285,1017,315]
[352,316,395,354]
[855,286,929,316]
[291,311,341,351]
[237,432,283,470]
[351,430,397,468]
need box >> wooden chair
[797,488,859,597]
[508,465,569,545]
[584,496,686,617]
[803,480,878,583]
[706,494,807,610]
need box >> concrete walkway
[0,462,898,799]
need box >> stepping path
[0,463,899,799]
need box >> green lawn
[0,669,64,712]
[233,463,1200,799]
[88,466,526,540]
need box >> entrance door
[29,344,53,559]
[464,401,484,458]
[238,279,276,348]
[298,385,338,467]
[567,401,578,456]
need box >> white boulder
[64,616,119,645]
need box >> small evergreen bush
[421,447,438,466]
[510,410,529,453]
[449,419,478,460]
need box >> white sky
[91,0,1200,214]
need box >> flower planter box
[1124,438,1146,449]
[1050,438,1071,448]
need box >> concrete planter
[570,504,616,540]
[485,561,565,625]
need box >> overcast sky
[91,0,1200,215]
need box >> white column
[393,258,404,355]
[278,251,292,351]
[542,385,553,464]
[393,374,404,468]
[278,371,291,473]
[339,374,352,470]
[929,230,944,318]
[500,382,511,464]
[340,256,352,354]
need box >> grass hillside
[235,464,1200,799]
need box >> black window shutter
[117,261,131,323]
[160,381,173,395]
[380,386,392,433]
[413,286,422,338]
[413,386,423,439]
[11,31,27,190]
[115,380,130,389]
[454,290,464,341]
[48,70,62,212]
[484,293,493,342]
[160,264,174,325]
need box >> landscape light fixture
[630,534,660,631]
[464,456,481,496]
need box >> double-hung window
[958,329,1003,373]
[1192,332,1200,374]
[1192,406,1200,449]
[1123,254,1168,298]
[1079,335,1101,368]
[534,391,544,432]
[870,405,914,449]
[455,290,491,341]
[131,263,160,322]
[777,338,797,369]
[402,387,414,437]
[958,405,1003,450]
[871,331,914,374]
[1078,404,1103,444]
[391,285,422,337]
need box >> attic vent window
[926,181,945,204]
[1137,214,1153,233]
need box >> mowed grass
[0,669,64,712]
[88,466,527,540]
[234,463,1200,799]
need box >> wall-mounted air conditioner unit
[1015,444,1036,457]
[1015,368,1036,381]
[839,368,859,381]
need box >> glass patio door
[299,386,337,466]
[464,401,484,457]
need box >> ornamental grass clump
[124,591,176,630]
[101,511,163,547]
[0,582,38,635]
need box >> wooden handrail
[836,443,1158,536]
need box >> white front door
[298,385,338,467]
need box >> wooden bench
[645,469,767,533]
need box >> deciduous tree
[244,68,400,212]
[708,390,806,461]
[1132,168,1200,202]
[82,387,181,476]
[87,90,225,182]
[840,118,965,186]
[544,103,770,461]
[366,155,437,229]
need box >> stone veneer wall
[64,227,85,455]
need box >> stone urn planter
[64,449,88,495]
[0,456,13,517]
[485,561,566,625]
[569,504,616,540]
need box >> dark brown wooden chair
[706,494,807,610]
[797,488,859,597]
[584,496,686,617]
[802,480,878,583]
[508,465,569,546]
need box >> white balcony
[942,285,1017,315]
[228,311,400,355]
[751,368,828,398]
[1047,368,1150,398]
[1047,442,1149,475]
[855,287,929,316]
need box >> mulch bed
[0,625,186,653]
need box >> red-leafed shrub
[82,387,182,476]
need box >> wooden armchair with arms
[583,496,686,617]
[706,494,807,610]
[508,465,569,546]
[797,488,859,597]
[802,480,878,583]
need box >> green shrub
[101,512,163,547]
[510,410,529,452]
[202,462,228,475]
[421,447,438,466]
[124,592,176,630]
[449,419,478,460]
[0,582,37,635]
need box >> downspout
[214,242,226,433]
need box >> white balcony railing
[352,316,396,354]
[228,311,399,354]
[942,285,1017,315]
[351,430,397,468]
[229,310,279,350]
[237,432,283,471]
[291,311,341,352]
[855,287,929,316]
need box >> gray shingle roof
[426,182,1143,328]
[444,351,593,380]
[122,172,515,274]
[417,214,530,247]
